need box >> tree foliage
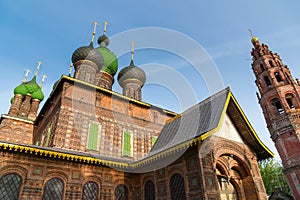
[258,158,291,196]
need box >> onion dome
[14,84,29,96]
[118,60,146,87]
[97,35,110,47]
[13,76,44,101]
[97,47,118,75]
[71,44,104,69]
[96,35,118,76]
[32,88,44,101]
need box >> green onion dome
[96,34,118,76]
[71,44,104,69]
[118,60,146,87]
[13,76,44,101]
[31,88,44,101]
[96,47,118,76]
[14,83,29,96]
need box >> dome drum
[73,60,100,85]
[96,70,114,90]
[120,78,144,88]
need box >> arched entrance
[216,154,252,200]
[170,173,186,200]
[217,176,238,200]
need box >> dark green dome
[71,45,104,69]
[13,76,44,101]
[97,35,110,46]
[96,47,118,76]
[118,60,146,87]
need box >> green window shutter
[152,137,157,146]
[88,123,99,150]
[123,131,131,157]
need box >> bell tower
[250,33,300,199]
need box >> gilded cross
[35,61,42,76]
[91,21,99,43]
[40,74,47,87]
[103,21,108,35]
[248,29,254,38]
[23,69,31,82]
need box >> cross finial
[68,63,73,77]
[40,75,47,87]
[248,29,259,44]
[35,61,42,76]
[91,21,99,43]
[131,40,135,61]
[23,69,31,82]
[103,21,108,35]
[248,29,254,38]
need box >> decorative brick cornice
[1,114,34,124]
[0,142,128,168]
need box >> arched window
[286,94,295,110]
[42,178,64,200]
[82,181,99,200]
[259,64,264,72]
[115,184,128,200]
[0,173,22,200]
[274,72,282,83]
[144,180,155,200]
[129,87,134,98]
[85,72,91,83]
[269,60,275,68]
[257,51,261,57]
[264,76,271,86]
[170,174,186,200]
[271,98,284,114]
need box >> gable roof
[149,87,229,156]
[145,87,273,162]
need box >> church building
[0,24,273,200]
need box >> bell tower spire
[250,35,300,199]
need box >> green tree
[258,158,291,196]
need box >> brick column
[19,94,32,118]
[8,94,23,116]
[28,99,40,121]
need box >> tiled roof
[148,88,229,157]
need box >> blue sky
[1,1,300,159]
